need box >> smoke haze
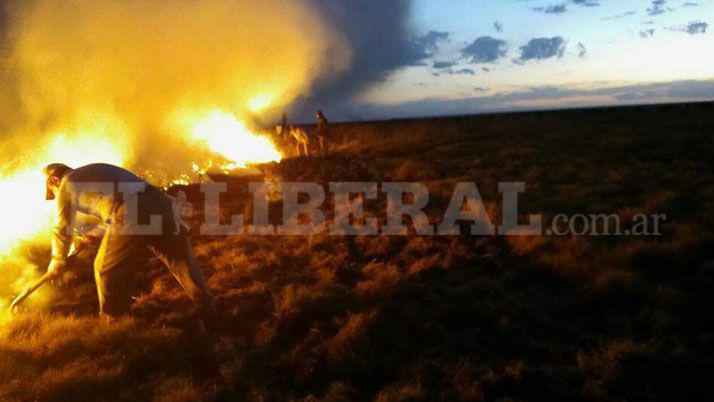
[0,0,361,179]
[295,0,424,121]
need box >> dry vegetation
[1,102,713,401]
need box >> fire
[248,93,276,114]
[0,170,50,255]
[0,119,130,254]
[0,110,278,255]
[177,110,282,170]
[0,109,280,317]
[0,120,129,320]
[0,109,278,254]
[0,0,336,318]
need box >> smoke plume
[0,0,420,178]
[296,0,424,121]
[0,0,352,179]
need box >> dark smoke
[293,0,424,121]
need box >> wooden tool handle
[9,272,53,311]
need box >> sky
[0,0,711,122]
[348,0,714,119]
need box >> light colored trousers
[93,191,214,317]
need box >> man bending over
[43,163,215,320]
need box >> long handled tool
[9,272,53,311]
[9,241,88,312]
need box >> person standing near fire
[316,110,330,156]
[278,113,289,142]
[43,163,215,320]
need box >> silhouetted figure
[315,110,329,156]
[43,163,215,320]
[278,114,289,140]
[275,115,310,157]
[288,126,310,156]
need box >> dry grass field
[1,102,713,401]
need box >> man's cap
[43,163,73,200]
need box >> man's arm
[47,184,74,277]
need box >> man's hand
[47,237,90,279]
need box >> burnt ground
[1,102,713,401]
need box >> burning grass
[1,103,713,401]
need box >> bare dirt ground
[1,102,713,401]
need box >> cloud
[682,2,699,7]
[414,31,451,54]
[432,61,475,77]
[354,79,714,120]
[661,80,714,99]
[473,87,489,92]
[577,43,587,58]
[533,4,568,14]
[571,0,600,7]
[683,21,708,35]
[462,36,508,64]
[433,61,457,69]
[515,37,566,63]
[532,0,599,14]
[432,67,476,77]
[640,29,656,38]
[612,80,714,101]
[494,21,503,33]
[646,0,668,16]
[601,10,637,20]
